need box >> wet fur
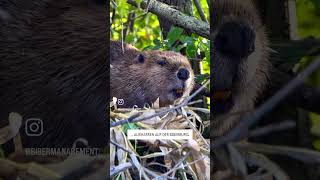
[212,0,271,137]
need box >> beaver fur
[0,0,108,151]
[211,0,270,137]
[110,41,195,108]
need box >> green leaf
[180,36,194,45]
[313,140,320,151]
[311,113,320,138]
[175,44,187,52]
[195,74,209,83]
[167,27,184,47]
[186,44,197,58]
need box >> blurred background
[248,0,320,178]
[296,0,320,150]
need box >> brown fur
[110,41,195,108]
[0,0,108,150]
[212,0,271,137]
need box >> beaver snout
[171,80,187,99]
[177,68,190,81]
[172,88,184,98]
[214,21,255,59]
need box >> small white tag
[127,129,193,140]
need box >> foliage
[296,0,320,150]
[110,0,210,84]
[297,0,320,38]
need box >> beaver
[110,41,195,108]
[0,0,108,152]
[211,0,270,137]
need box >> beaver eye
[158,60,166,66]
[137,54,144,63]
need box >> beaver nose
[214,22,255,58]
[177,68,189,81]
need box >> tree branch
[249,120,296,138]
[126,0,209,38]
[265,67,320,114]
[212,58,320,148]
[244,152,289,180]
[193,0,208,22]
[236,142,320,164]
[110,163,132,177]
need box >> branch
[110,163,132,177]
[244,152,289,180]
[212,58,320,148]
[249,120,296,138]
[110,80,209,127]
[266,67,320,114]
[193,0,208,22]
[126,0,209,39]
[110,140,158,178]
[154,152,191,179]
[236,142,320,165]
[110,140,133,154]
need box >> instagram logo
[117,99,125,105]
[25,118,43,136]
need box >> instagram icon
[25,118,43,136]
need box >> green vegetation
[110,0,210,85]
[296,0,320,150]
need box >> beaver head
[111,45,194,108]
[211,0,270,137]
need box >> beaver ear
[135,54,145,63]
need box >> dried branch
[110,140,159,179]
[110,140,133,154]
[110,163,132,177]
[266,67,320,114]
[244,152,289,180]
[236,142,320,164]
[154,152,191,179]
[110,80,209,127]
[249,120,296,138]
[227,144,247,176]
[126,0,209,38]
[212,58,320,148]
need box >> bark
[126,0,209,39]
[157,0,193,38]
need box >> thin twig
[111,140,160,178]
[111,80,209,127]
[236,142,320,164]
[214,109,254,122]
[244,152,289,180]
[110,140,134,155]
[193,0,208,22]
[212,58,320,148]
[153,152,191,179]
[249,120,296,138]
[110,162,133,177]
